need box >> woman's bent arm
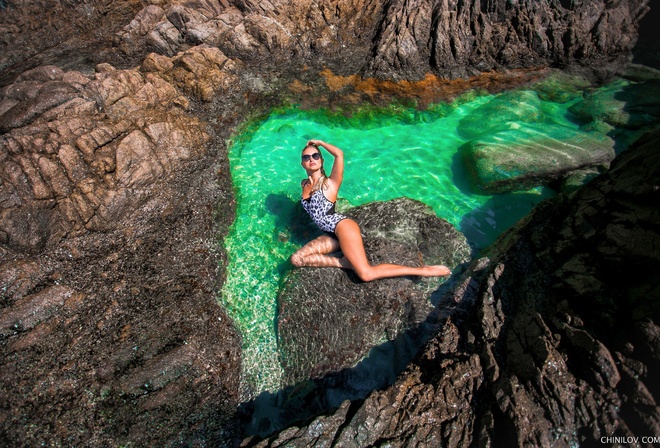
[310,140,344,187]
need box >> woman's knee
[290,252,305,267]
[353,266,376,282]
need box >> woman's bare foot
[422,265,452,277]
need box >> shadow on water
[450,150,556,254]
[459,190,556,254]
[237,259,472,441]
[265,193,322,279]
[610,80,660,155]
[265,193,322,246]
[450,145,474,196]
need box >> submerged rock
[569,77,660,130]
[277,198,471,386]
[457,90,544,140]
[461,123,615,194]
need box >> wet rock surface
[278,198,471,386]
[0,0,656,446]
[462,122,615,194]
[246,131,660,447]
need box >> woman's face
[301,146,322,170]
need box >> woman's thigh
[335,219,370,269]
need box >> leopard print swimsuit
[301,187,349,238]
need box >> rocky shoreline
[1,1,657,446]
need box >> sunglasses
[301,152,321,162]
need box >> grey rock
[461,122,615,194]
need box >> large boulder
[277,197,471,386]
[461,122,616,194]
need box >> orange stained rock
[319,67,550,104]
[320,68,361,92]
[288,79,313,94]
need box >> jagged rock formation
[245,127,660,448]
[1,0,652,84]
[0,0,656,446]
[370,0,651,79]
[0,49,240,252]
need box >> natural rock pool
[220,72,654,397]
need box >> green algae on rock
[457,90,545,140]
[461,123,615,194]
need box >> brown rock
[141,52,175,72]
[0,82,81,132]
[115,129,164,187]
[0,285,74,335]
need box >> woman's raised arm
[308,140,344,187]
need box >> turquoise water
[220,92,567,396]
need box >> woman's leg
[335,219,451,282]
[290,235,344,268]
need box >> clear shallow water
[221,92,567,396]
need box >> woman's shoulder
[300,178,310,187]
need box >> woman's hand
[307,139,323,148]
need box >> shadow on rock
[238,259,473,441]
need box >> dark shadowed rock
[0,81,81,133]
[278,198,471,386]
[569,77,660,129]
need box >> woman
[290,139,452,282]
